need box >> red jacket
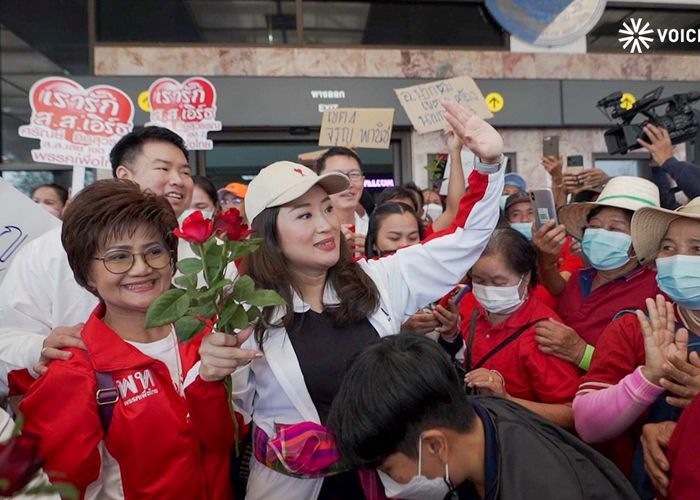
[459,293,579,404]
[19,305,234,500]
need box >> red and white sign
[145,77,222,150]
[18,77,135,170]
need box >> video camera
[597,86,700,155]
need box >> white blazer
[233,164,505,500]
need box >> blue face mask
[656,255,700,309]
[499,195,509,212]
[582,228,632,270]
[510,222,533,240]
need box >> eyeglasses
[94,244,172,274]
[220,197,244,205]
[338,170,363,181]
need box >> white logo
[116,369,159,405]
[619,18,654,54]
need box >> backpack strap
[95,371,119,433]
[469,317,548,371]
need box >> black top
[288,309,379,424]
[288,309,380,500]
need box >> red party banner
[145,77,222,150]
[18,77,135,169]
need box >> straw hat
[632,197,700,265]
[245,161,349,223]
[558,176,660,240]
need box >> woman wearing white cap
[531,176,661,371]
[572,197,700,496]
[229,102,505,500]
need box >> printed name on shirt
[116,369,159,406]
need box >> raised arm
[432,132,466,232]
[363,102,504,319]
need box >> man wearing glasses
[316,147,369,257]
[0,126,199,395]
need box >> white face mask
[423,203,444,223]
[378,436,453,500]
[472,275,526,314]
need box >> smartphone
[438,284,471,308]
[543,136,559,158]
[566,155,584,175]
[530,189,558,229]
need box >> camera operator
[638,123,700,209]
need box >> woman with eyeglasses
[20,179,242,499]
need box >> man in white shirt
[0,126,194,394]
[316,147,369,257]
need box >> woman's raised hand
[638,295,688,385]
[443,101,503,164]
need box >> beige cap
[245,161,349,224]
[632,197,700,265]
[558,176,660,240]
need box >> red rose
[214,208,251,241]
[173,210,214,243]
[0,434,43,495]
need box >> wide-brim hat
[558,176,660,240]
[245,161,349,224]
[632,197,700,265]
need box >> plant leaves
[232,275,255,301]
[176,258,203,276]
[190,302,217,319]
[174,274,197,290]
[247,289,286,308]
[145,288,190,327]
[198,279,233,301]
[218,303,249,331]
[175,315,205,342]
[204,241,224,282]
[25,482,79,500]
[246,307,261,323]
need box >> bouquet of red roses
[146,209,284,340]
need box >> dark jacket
[466,397,639,500]
[652,157,700,209]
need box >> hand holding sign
[443,101,503,164]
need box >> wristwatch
[474,155,505,174]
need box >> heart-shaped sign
[28,77,134,143]
[148,77,217,123]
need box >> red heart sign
[148,77,217,123]
[28,77,134,143]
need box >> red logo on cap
[293,168,306,176]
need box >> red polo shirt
[577,314,646,476]
[559,236,586,276]
[667,394,700,500]
[556,265,659,346]
[459,293,579,404]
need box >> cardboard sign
[394,76,493,134]
[319,108,394,149]
[146,77,222,150]
[18,76,135,170]
[0,179,62,285]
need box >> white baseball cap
[245,161,350,223]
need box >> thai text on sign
[394,76,492,134]
[319,108,395,149]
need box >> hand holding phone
[566,155,584,176]
[543,136,559,158]
[530,189,558,229]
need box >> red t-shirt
[556,266,659,346]
[666,394,700,500]
[459,293,580,404]
[559,236,586,275]
[577,313,646,476]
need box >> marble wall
[95,46,698,187]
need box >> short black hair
[109,126,189,176]
[327,335,476,469]
[479,228,540,288]
[402,181,424,211]
[316,147,362,174]
[586,205,633,225]
[374,187,420,212]
[365,202,425,258]
[32,183,68,205]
